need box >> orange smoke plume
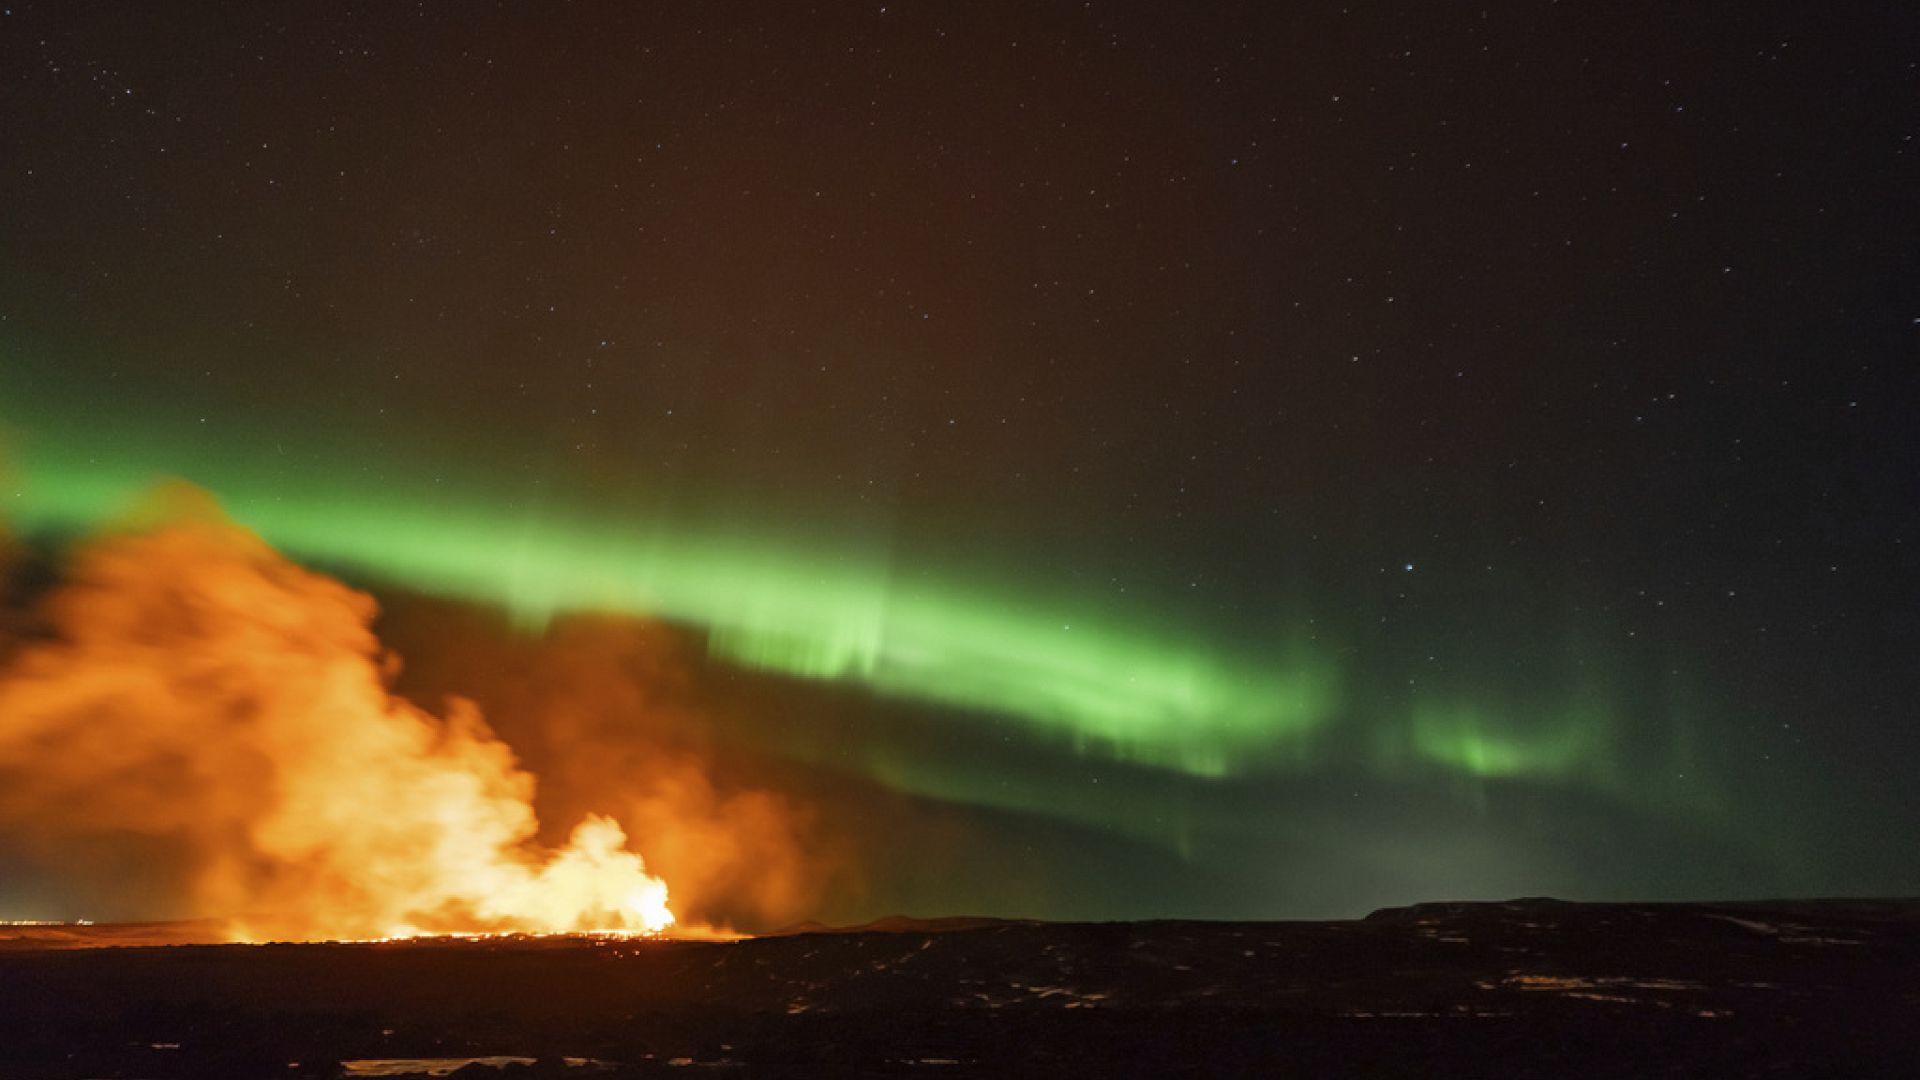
[421,617,832,931]
[0,487,672,940]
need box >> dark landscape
[3,5,1918,1079]
[3,898,1916,1078]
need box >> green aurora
[7,443,1326,775]
[0,418,1681,811]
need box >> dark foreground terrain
[2,899,1916,1078]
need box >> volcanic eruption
[0,485,675,941]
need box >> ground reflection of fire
[306,924,745,945]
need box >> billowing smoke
[0,487,694,940]
[378,610,836,931]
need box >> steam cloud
[0,487,819,939]
[384,610,834,931]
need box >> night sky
[2,1,1917,927]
